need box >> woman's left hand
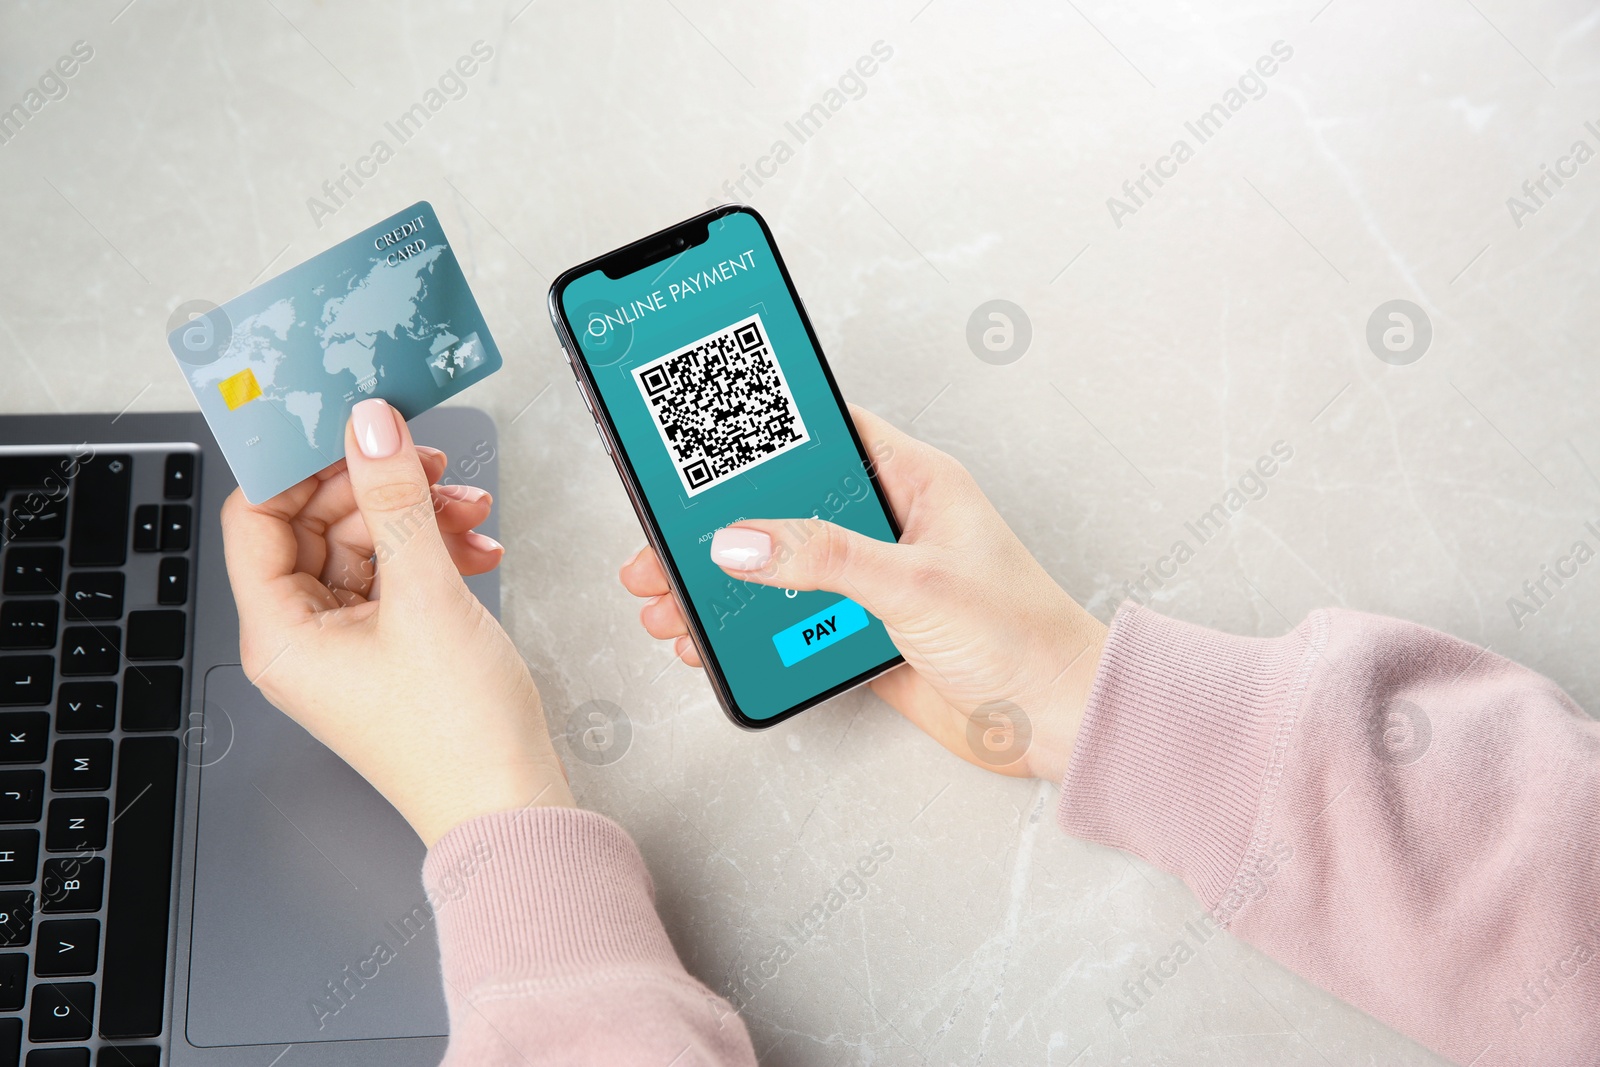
[219,398,573,846]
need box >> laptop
[0,406,499,1066]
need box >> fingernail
[466,530,503,553]
[352,398,400,459]
[434,483,489,503]
[416,445,446,461]
[710,527,771,570]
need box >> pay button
[772,598,871,667]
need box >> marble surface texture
[3,2,1597,1064]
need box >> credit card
[168,201,502,503]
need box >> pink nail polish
[466,531,504,553]
[352,398,400,459]
[434,483,489,503]
[710,527,771,570]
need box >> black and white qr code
[633,313,810,496]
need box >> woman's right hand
[620,405,1107,781]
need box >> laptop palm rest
[186,666,447,1046]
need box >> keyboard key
[55,683,115,733]
[0,660,53,708]
[159,505,191,553]
[41,858,104,914]
[34,920,100,978]
[0,600,58,650]
[0,770,44,823]
[99,737,178,1038]
[64,572,123,622]
[0,890,34,946]
[0,1017,17,1066]
[0,830,39,884]
[27,1047,90,1066]
[46,798,108,853]
[121,667,182,732]
[156,557,187,606]
[0,456,71,492]
[60,627,119,676]
[0,951,24,1011]
[30,981,95,1042]
[8,498,67,541]
[131,507,159,554]
[0,659,54,708]
[4,546,63,594]
[124,612,184,662]
[96,1050,158,1067]
[67,455,132,568]
[50,741,112,793]
[163,452,194,500]
[0,713,49,761]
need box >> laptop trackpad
[185,665,448,1046]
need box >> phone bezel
[547,204,904,730]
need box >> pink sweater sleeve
[423,806,756,1067]
[1060,604,1600,1067]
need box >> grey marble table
[3,2,1595,1063]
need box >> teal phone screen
[560,210,900,723]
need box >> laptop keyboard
[0,446,199,1067]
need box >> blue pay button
[772,598,871,667]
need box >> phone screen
[556,208,901,725]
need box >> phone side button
[593,422,611,454]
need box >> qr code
[634,313,809,496]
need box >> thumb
[345,398,456,592]
[709,519,913,621]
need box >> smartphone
[548,205,904,729]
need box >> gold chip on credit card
[217,367,262,410]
